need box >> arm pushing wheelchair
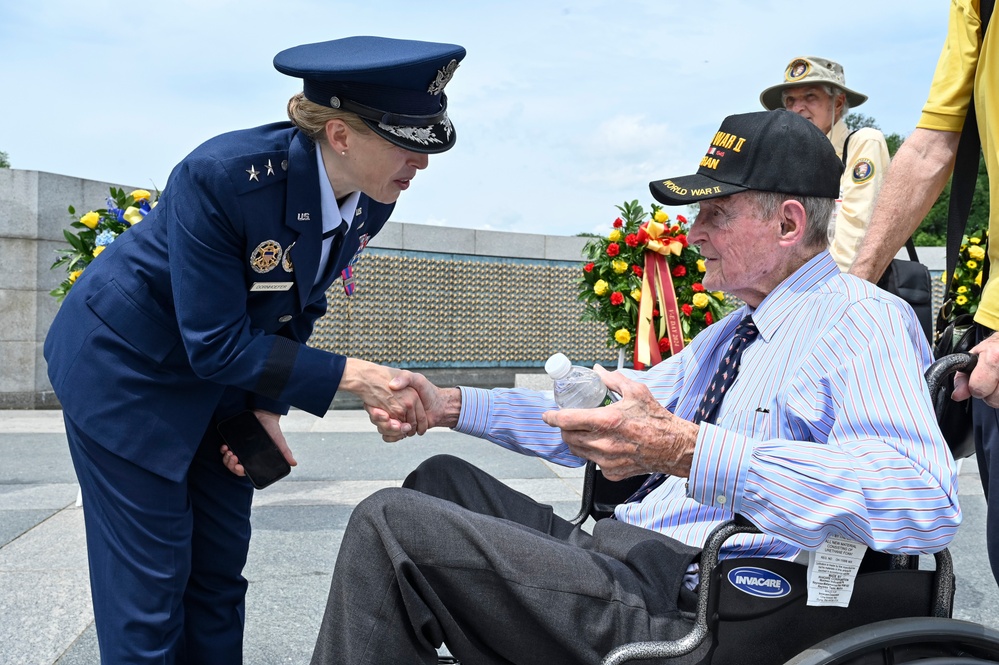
[595,352,999,665]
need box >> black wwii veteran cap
[274,36,466,154]
[649,109,843,205]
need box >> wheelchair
[436,353,999,665]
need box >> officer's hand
[366,373,457,441]
[541,366,699,481]
[953,333,999,407]
[341,359,428,434]
[220,410,297,477]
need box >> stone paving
[1,408,996,664]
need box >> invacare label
[728,567,792,598]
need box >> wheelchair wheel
[783,617,999,665]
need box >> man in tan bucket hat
[760,56,890,271]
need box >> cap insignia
[785,59,810,82]
[428,59,459,95]
[250,240,283,274]
[378,122,443,146]
[246,165,260,182]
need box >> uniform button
[281,160,289,171]
[278,315,293,323]
[716,495,727,505]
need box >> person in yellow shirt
[760,56,890,271]
[850,0,999,588]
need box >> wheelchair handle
[924,353,978,404]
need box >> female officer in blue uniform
[43,36,466,664]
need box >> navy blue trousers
[974,324,999,588]
[66,414,254,665]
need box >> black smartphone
[217,411,291,489]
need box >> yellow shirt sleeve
[919,0,982,132]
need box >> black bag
[932,312,977,459]
[876,240,933,345]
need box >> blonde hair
[286,92,372,142]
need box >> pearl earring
[341,151,346,156]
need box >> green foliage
[0,150,9,168]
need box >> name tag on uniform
[250,282,294,292]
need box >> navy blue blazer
[44,122,393,481]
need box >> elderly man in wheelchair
[310,110,982,665]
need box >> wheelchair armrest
[601,516,956,665]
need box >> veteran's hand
[340,359,429,435]
[541,366,700,481]
[365,373,461,442]
[953,333,999,408]
[220,410,298,477]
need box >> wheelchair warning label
[806,534,867,607]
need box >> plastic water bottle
[545,353,612,409]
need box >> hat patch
[852,158,875,183]
[428,59,460,95]
[251,240,283,274]
[700,131,747,170]
[785,58,811,82]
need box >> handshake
[352,359,701,482]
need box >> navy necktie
[625,315,759,503]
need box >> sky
[0,1,953,238]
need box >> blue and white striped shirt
[455,252,961,560]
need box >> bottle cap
[544,353,572,380]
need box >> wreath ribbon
[635,221,685,369]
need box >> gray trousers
[310,454,701,665]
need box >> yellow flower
[130,189,152,202]
[692,293,709,309]
[969,245,986,261]
[593,279,609,296]
[612,259,629,274]
[80,211,100,229]
[653,210,669,224]
[976,271,983,286]
[697,259,706,273]
[68,269,83,284]
[941,271,949,283]
[615,328,632,345]
[631,288,642,302]
[967,260,979,270]
[957,285,968,294]
[123,206,144,225]
[608,229,622,242]
[956,295,969,306]
[971,237,982,244]
[93,246,105,258]
[712,291,725,302]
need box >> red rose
[610,292,624,306]
[636,228,649,244]
[692,283,705,292]
[583,262,594,273]
[681,303,693,316]
[632,265,643,277]
[613,217,624,228]
[625,233,639,247]
[652,308,660,317]
[672,265,686,277]
[705,312,714,325]
[677,214,688,224]
[659,338,671,353]
[606,243,620,257]
[676,234,688,248]
[671,225,680,234]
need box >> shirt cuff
[687,422,757,513]
[454,386,492,437]
[917,109,966,133]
